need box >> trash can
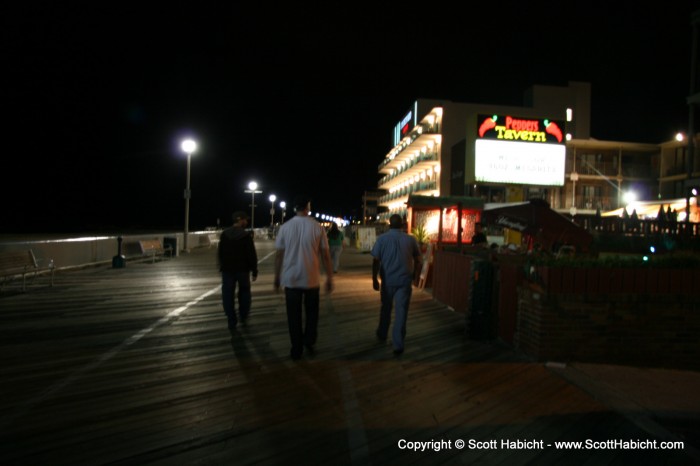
[112,236,127,268]
[163,237,178,257]
[468,259,494,340]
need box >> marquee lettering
[494,126,547,142]
[495,215,528,231]
[505,116,539,132]
[478,115,564,143]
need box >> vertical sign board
[357,227,377,252]
[393,104,417,146]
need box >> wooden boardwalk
[0,241,696,465]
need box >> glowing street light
[269,194,276,228]
[181,138,197,252]
[245,181,262,229]
[279,201,286,224]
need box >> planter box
[634,269,647,293]
[562,267,576,293]
[586,268,600,293]
[646,269,659,293]
[622,269,636,293]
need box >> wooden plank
[1,243,697,465]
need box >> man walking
[274,196,334,360]
[218,211,258,332]
[371,214,422,355]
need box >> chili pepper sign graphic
[544,120,563,142]
[478,116,497,137]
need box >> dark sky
[3,2,699,233]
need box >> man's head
[389,214,404,229]
[232,211,249,226]
[293,195,311,214]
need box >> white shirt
[275,215,330,288]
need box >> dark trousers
[285,287,320,357]
[221,271,251,327]
[377,283,412,351]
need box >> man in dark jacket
[218,211,258,332]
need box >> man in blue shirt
[371,214,422,355]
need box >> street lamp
[279,201,286,224]
[269,194,276,228]
[245,181,262,229]
[181,139,197,253]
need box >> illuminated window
[566,108,573,122]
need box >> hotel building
[377,81,697,224]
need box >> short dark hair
[294,195,311,212]
[232,211,249,222]
[389,214,403,229]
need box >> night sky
[3,3,699,234]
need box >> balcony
[378,132,441,173]
[570,161,618,178]
[378,151,439,188]
[378,181,438,206]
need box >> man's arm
[318,230,334,292]
[372,258,381,291]
[413,253,423,285]
[412,240,423,285]
[321,246,334,292]
[274,250,284,292]
[248,236,259,281]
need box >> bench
[0,249,55,291]
[138,239,173,263]
[207,233,220,249]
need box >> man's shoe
[376,331,387,343]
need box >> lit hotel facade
[376,81,697,223]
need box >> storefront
[406,195,484,246]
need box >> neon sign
[399,110,413,135]
[477,115,564,144]
[474,114,566,186]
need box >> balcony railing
[378,124,440,171]
[568,161,618,177]
[378,152,439,187]
[378,181,437,205]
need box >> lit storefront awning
[482,199,593,252]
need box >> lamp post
[245,181,262,230]
[181,139,197,253]
[269,194,276,228]
[279,201,286,224]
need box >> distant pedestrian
[327,222,345,273]
[371,214,422,355]
[471,222,487,247]
[274,196,334,360]
[218,211,258,333]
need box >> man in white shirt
[274,196,334,360]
